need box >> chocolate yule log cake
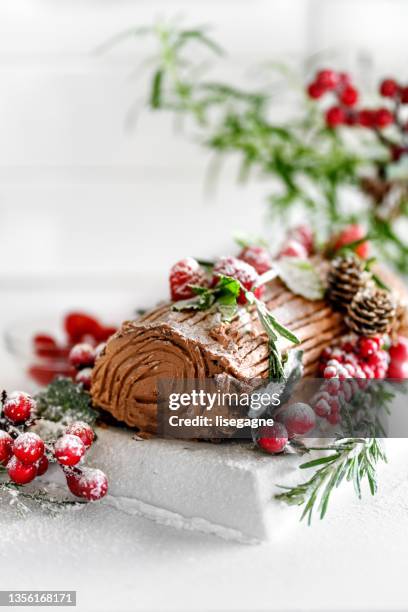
[91,248,408,434]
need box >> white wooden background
[0,0,407,290]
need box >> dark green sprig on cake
[35,377,98,426]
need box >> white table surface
[1,287,408,612]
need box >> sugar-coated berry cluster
[169,225,315,304]
[0,391,107,501]
[256,401,316,455]
[311,337,389,425]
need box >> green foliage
[35,377,98,425]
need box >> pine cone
[346,287,396,337]
[326,254,369,311]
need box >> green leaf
[150,69,164,109]
[273,258,324,300]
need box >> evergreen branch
[275,438,386,524]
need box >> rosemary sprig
[275,438,387,524]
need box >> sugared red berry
[75,368,93,391]
[169,257,207,301]
[326,106,345,127]
[389,337,408,363]
[316,69,338,90]
[340,85,358,106]
[400,87,408,104]
[387,360,408,379]
[380,79,399,98]
[238,245,273,275]
[333,224,369,259]
[357,337,378,358]
[2,392,35,424]
[278,240,308,259]
[66,467,108,501]
[7,456,37,485]
[358,109,376,128]
[13,433,44,465]
[279,403,316,437]
[54,434,85,466]
[36,455,49,477]
[257,422,288,454]
[69,343,95,369]
[65,421,95,449]
[288,225,314,255]
[375,108,394,128]
[0,431,13,466]
[212,256,262,304]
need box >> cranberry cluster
[169,225,315,304]
[307,70,396,130]
[256,401,316,455]
[29,312,116,387]
[0,392,107,501]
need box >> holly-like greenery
[35,377,98,425]
[102,21,408,272]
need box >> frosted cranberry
[375,108,394,128]
[280,403,316,437]
[13,433,44,465]
[326,106,345,127]
[307,81,325,99]
[361,363,375,379]
[327,411,341,425]
[380,79,399,98]
[54,434,85,466]
[7,456,37,485]
[257,422,288,454]
[389,337,408,363]
[36,455,49,477]
[357,337,378,358]
[238,245,273,275]
[340,85,359,106]
[278,240,308,259]
[65,421,95,449]
[388,361,408,379]
[288,225,314,254]
[3,392,35,424]
[324,364,339,379]
[0,431,13,466]
[212,256,261,304]
[316,69,338,90]
[169,257,207,301]
[66,467,108,501]
[333,224,369,259]
[400,87,408,104]
[75,368,93,391]
[358,109,376,128]
[69,343,95,369]
[313,396,331,417]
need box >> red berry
[389,337,408,363]
[66,467,108,501]
[357,337,378,358]
[327,411,341,425]
[326,106,345,127]
[345,112,358,126]
[361,363,375,379]
[7,456,37,485]
[400,87,408,104]
[288,225,314,254]
[212,256,261,304]
[313,396,331,417]
[387,360,408,379]
[0,431,13,466]
[278,240,308,259]
[64,312,101,343]
[391,146,407,162]
[333,224,369,259]
[358,109,376,128]
[54,434,85,466]
[316,69,338,90]
[3,392,35,424]
[375,108,394,128]
[75,367,93,390]
[257,422,288,454]
[69,343,95,369]
[169,257,207,301]
[36,455,49,477]
[279,402,316,436]
[13,433,45,465]
[340,85,359,107]
[338,72,352,86]
[380,79,399,98]
[65,421,95,449]
[238,245,273,275]
[307,81,325,99]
